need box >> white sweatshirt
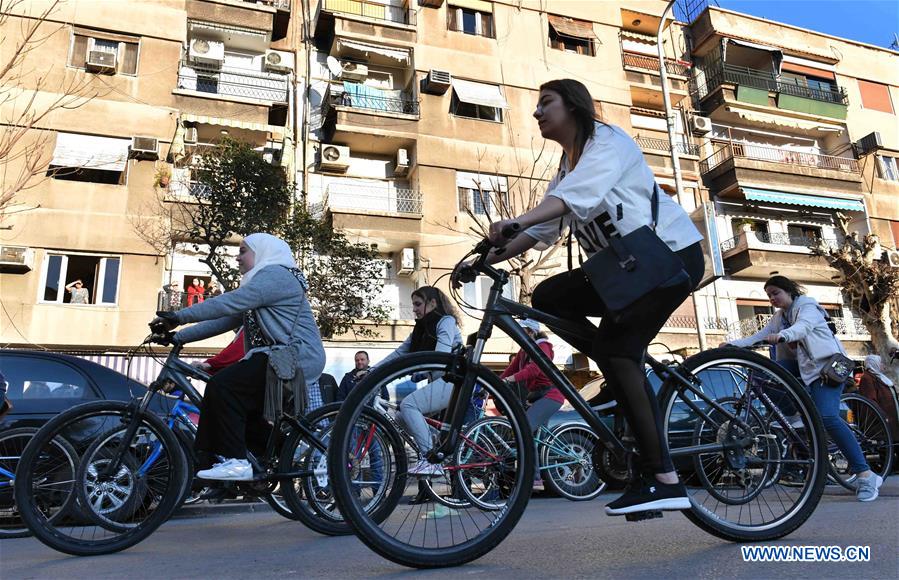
[524,122,703,256]
[729,295,847,386]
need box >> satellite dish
[326,56,343,79]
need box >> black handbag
[580,183,686,314]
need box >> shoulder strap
[651,182,660,232]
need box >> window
[48,133,130,184]
[731,218,769,236]
[462,275,516,312]
[449,79,508,122]
[68,27,140,75]
[457,172,508,216]
[41,254,122,305]
[857,79,894,114]
[780,72,839,101]
[447,5,494,38]
[876,155,899,181]
[787,224,822,245]
[1,356,96,402]
[548,15,597,57]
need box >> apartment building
[683,6,899,357]
[0,0,296,359]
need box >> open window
[41,253,122,306]
[450,78,508,122]
[68,26,140,75]
[548,15,597,57]
[47,132,130,184]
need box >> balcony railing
[727,313,868,340]
[323,182,422,216]
[664,315,731,331]
[622,52,691,76]
[323,0,415,25]
[701,61,848,105]
[258,0,290,10]
[331,82,419,116]
[700,141,859,174]
[720,231,840,253]
[177,60,288,103]
[635,136,701,157]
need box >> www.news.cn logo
[741,545,871,562]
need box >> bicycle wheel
[659,347,827,542]
[264,485,296,519]
[328,352,534,568]
[828,393,894,491]
[1,428,78,539]
[540,422,606,501]
[15,401,188,556]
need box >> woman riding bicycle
[456,79,705,516]
[151,233,326,481]
[725,275,884,502]
[376,286,463,477]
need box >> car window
[0,355,97,401]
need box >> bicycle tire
[540,422,606,501]
[328,351,534,569]
[15,401,189,556]
[0,427,79,539]
[659,347,827,542]
[827,393,894,491]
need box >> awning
[336,39,410,63]
[724,106,845,133]
[50,133,130,171]
[548,15,597,40]
[742,187,865,212]
[456,171,507,191]
[448,0,494,12]
[180,113,285,141]
[724,37,783,72]
[451,78,509,109]
[781,54,836,79]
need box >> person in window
[163,281,183,311]
[455,79,705,516]
[187,278,205,307]
[151,233,326,481]
[65,280,89,304]
[726,276,884,502]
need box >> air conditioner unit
[0,245,33,273]
[854,131,883,157]
[320,144,351,172]
[264,50,294,72]
[130,136,159,159]
[422,69,451,95]
[396,248,415,276]
[340,62,369,82]
[884,249,899,268]
[86,50,117,72]
[690,115,712,135]
[395,148,410,176]
[189,38,225,66]
[183,127,198,144]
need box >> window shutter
[857,79,894,113]
[70,34,89,68]
[119,42,139,75]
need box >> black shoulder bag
[580,183,687,316]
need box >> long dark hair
[411,286,462,327]
[764,275,806,299]
[539,79,602,168]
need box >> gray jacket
[173,265,326,385]
[731,295,846,386]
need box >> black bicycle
[13,331,367,556]
[327,234,829,568]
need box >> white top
[525,122,703,256]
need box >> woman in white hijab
[151,233,326,481]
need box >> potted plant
[154,165,172,188]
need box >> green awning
[742,187,865,212]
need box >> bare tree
[813,214,899,382]
[0,0,104,226]
[437,138,564,305]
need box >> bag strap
[651,182,660,232]
[255,266,305,347]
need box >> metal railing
[720,231,840,253]
[323,182,422,216]
[157,290,219,312]
[177,60,288,103]
[701,61,849,105]
[256,0,291,9]
[635,136,701,157]
[663,315,731,330]
[727,313,869,340]
[332,83,419,115]
[622,52,691,76]
[323,0,415,25]
[700,142,859,173]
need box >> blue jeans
[809,379,870,474]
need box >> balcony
[718,229,839,282]
[701,142,859,174]
[328,82,419,117]
[622,52,691,76]
[322,181,422,217]
[727,313,869,341]
[663,314,731,332]
[635,136,700,157]
[321,0,415,26]
[176,60,288,104]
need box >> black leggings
[532,242,704,475]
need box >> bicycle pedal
[625,510,663,522]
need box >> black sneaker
[604,480,690,515]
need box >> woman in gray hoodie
[726,275,883,502]
[151,233,325,481]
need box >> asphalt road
[2,481,896,579]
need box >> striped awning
[742,187,865,212]
[180,113,285,141]
[548,14,597,40]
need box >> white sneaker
[408,459,444,477]
[197,458,254,481]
